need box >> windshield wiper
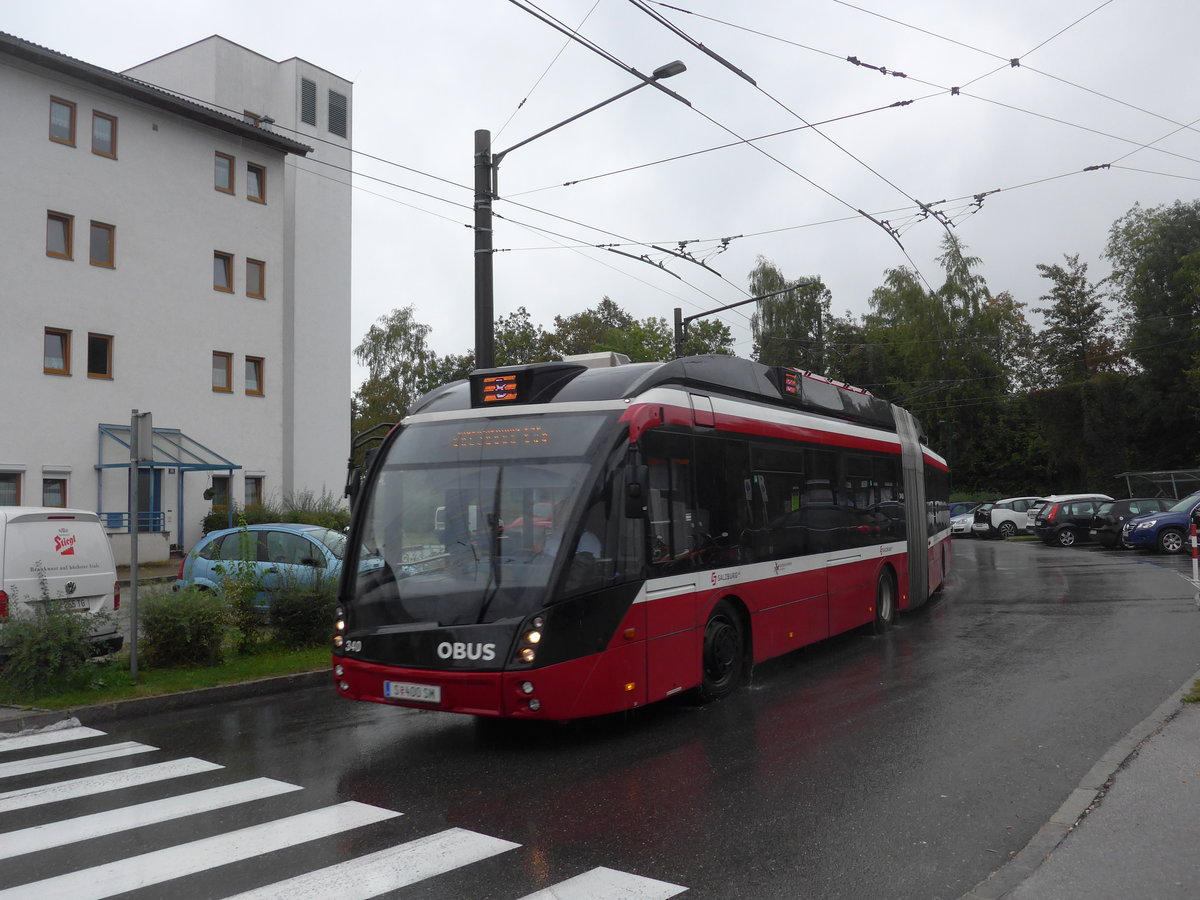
[476,466,504,623]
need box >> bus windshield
[350,413,616,627]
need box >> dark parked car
[1033,496,1111,546]
[1122,490,1200,554]
[1089,498,1175,549]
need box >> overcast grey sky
[9,0,1200,381]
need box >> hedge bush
[141,587,230,667]
[268,581,337,649]
[201,489,349,535]
[0,599,106,697]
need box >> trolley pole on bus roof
[474,61,689,369]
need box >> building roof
[0,31,312,156]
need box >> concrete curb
[959,669,1200,900]
[0,669,329,734]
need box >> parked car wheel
[1056,528,1076,547]
[1157,527,1185,554]
[998,521,1017,539]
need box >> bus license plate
[384,681,441,704]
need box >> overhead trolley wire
[493,0,603,143]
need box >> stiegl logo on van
[436,641,497,662]
[54,529,76,556]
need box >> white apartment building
[0,33,352,564]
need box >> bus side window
[644,431,696,571]
[692,436,751,566]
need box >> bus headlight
[514,614,546,666]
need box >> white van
[0,507,123,658]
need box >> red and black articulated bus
[334,354,950,721]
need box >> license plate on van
[60,597,91,610]
[383,681,441,704]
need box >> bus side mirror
[625,465,649,518]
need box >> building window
[212,351,233,392]
[246,259,265,299]
[43,478,67,507]
[44,328,71,375]
[214,252,234,292]
[46,212,73,259]
[215,152,235,193]
[49,97,76,145]
[247,163,266,203]
[0,474,20,506]
[210,475,229,507]
[90,222,115,268]
[246,356,264,395]
[245,476,264,508]
[92,112,117,158]
[88,333,113,379]
[328,89,348,138]
[301,78,317,126]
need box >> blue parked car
[175,523,356,608]
[1121,490,1200,554]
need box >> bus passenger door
[641,431,702,699]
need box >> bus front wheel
[873,570,896,633]
[696,600,745,702]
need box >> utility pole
[474,130,495,369]
[473,62,688,371]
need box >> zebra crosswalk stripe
[0,728,690,897]
[0,757,223,814]
[0,742,156,780]
[517,866,689,900]
[0,801,401,900]
[0,726,107,753]
[221,827,520,899]
[0,777,301,861]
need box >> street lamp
[474,61,688,369]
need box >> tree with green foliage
[856,236,1033,492]
[549,297,636,357]
[748,257,832,370]
[1032,254,1118,387]
[1105,200,1200,467]
[351,306,444,436]
[678,318,736,357]
[494,306,555,365]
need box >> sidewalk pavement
[963,677,1200,899]
[116,559,180,586]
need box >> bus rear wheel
[696,600,745,702]
[873,570,896,633]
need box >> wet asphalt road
[9,539,1200,898]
